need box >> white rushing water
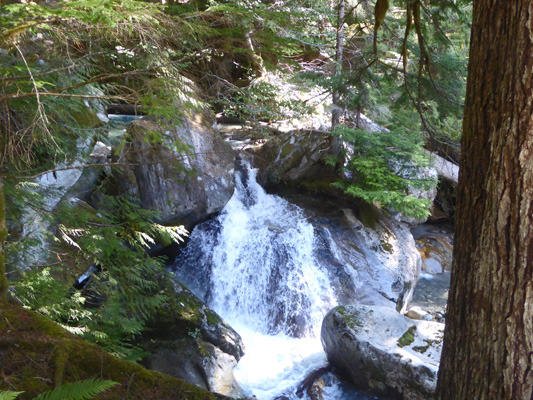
[174,162,378,400]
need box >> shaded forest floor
[0,296,224,400]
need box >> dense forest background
[0,0,473,398]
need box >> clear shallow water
[173,162,382,400]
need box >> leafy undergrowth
[0,297,220,400]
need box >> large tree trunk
[436,2,533,399]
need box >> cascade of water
[173,161,377,400]
[176,161,336,338]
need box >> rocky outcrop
[276,192,421,314]
[141,278,245,397]
[143,339,242,397]
[253,129,337,189]
[321,305,443,400]
[119,115,235,227]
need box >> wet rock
[143,338,243,397]
[274,192,422,314]
[143,278,244,360]
[141,276,245,397]
[321,305,443,400]
[412,223,454,275]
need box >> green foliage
[0,0,197,363]
[332,126,435,219]
[0,379,116,400]
[34,379,117,400]
[220,79,312,123]
[296,0,470,159]
[11,193,187,361]
[0,392,24,400]
[0,0,198,175]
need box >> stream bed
[172,161,449,400]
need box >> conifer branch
[0,54,201,105]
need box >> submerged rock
[321,305,443,400]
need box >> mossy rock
[0,296,222,400]
[143,276,244,361]
[138,275,245,397]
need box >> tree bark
[436,2,533,399]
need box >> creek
[172,160,422,400]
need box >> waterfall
[173,161,376,399]
[175,161,336,338]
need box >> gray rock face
[143,339,243,397]
[254,129,337,187]
[141,278,245,397]
[321,305,443,400]
[120,116,235,227]
[277,192,422,314]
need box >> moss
[360,357,388,384]
[397,325,417,348]
[0,297,219,400]
[336,306,365,331]
[53,342,71,387]
[413,339,433,354]
[144,276,225,345]
[356,202,380,230]
[380,239,392,253]
[280,142,294,158]
[204,309,221,326]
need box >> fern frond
[34,379,117,400]
[58,225,82,249]
[133,231,155,248]
[0,392,24,400]
[152,224,188,243]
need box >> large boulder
[253,129,337,189]
[143,339,242,397]
[278,192,422,314]
[119,115,236,227]
[321,305,443,400]
[141,277,245,397]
